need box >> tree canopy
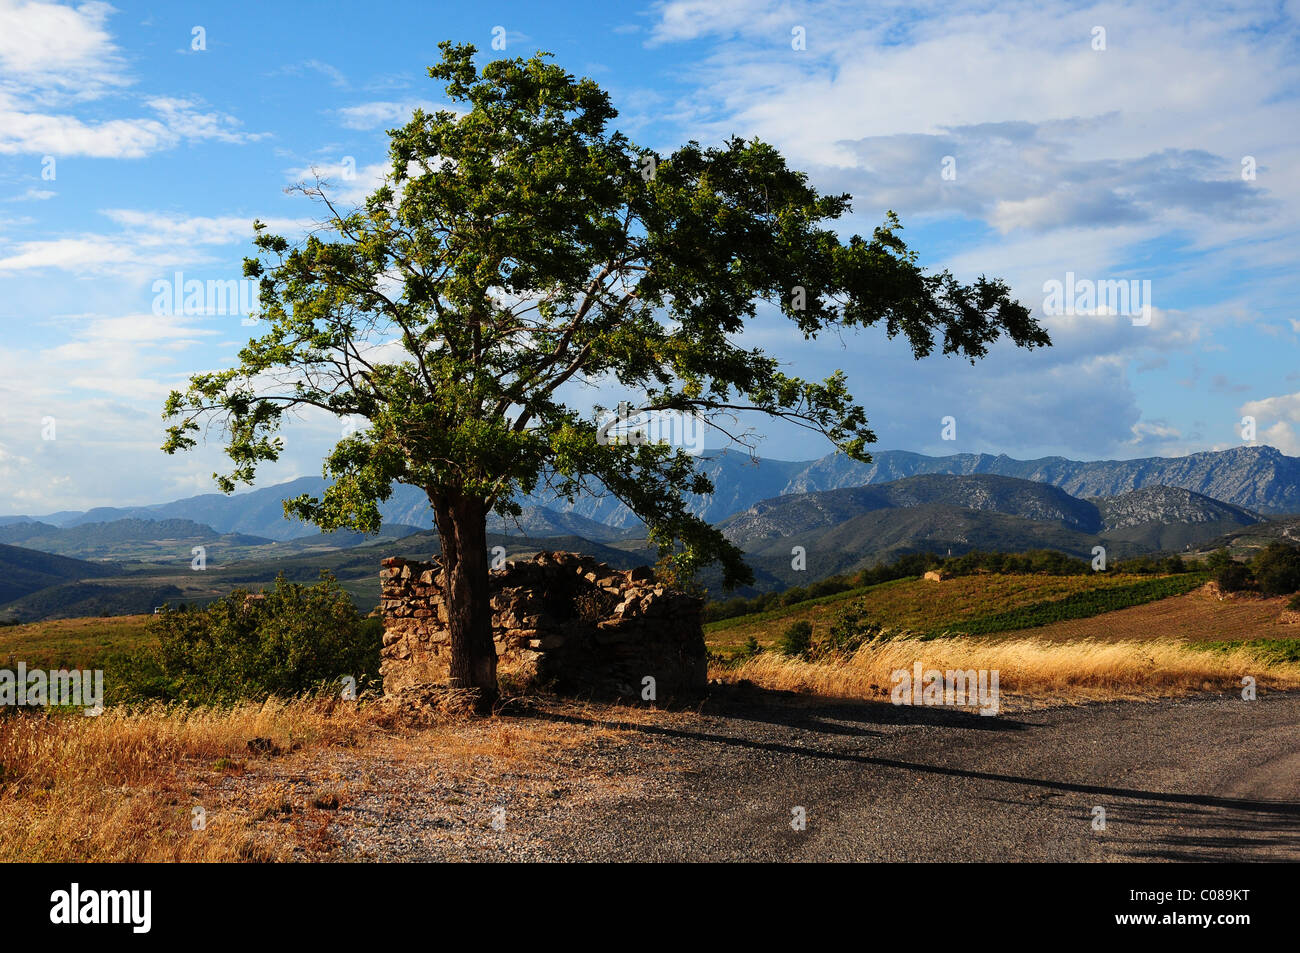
[162,42,1049,702]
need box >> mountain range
[1,444,1295,621]
[721,474,1265,585]
[3,445,1296,541]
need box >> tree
[1251,542,1300,596]
[162,43,1050,709]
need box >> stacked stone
[378,551,707,700]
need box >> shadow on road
[516,687,1300,821]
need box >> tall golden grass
[0,694,639,862]
[0,697,373,862]
[717,637,1300,708]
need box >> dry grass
[0,692,653,862]
[0,696,379,861]
[717,637,1300,709]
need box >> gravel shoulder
[304,689,1300,862]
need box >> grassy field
[0,615,155,669]
[706,572,1209,654]
[716,636,1300,708]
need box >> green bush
[119,573,381,704]
[1215,562,1254,593]
[778,620,813,657]
[1251,542,1300,596]
[1287,593,1300,612]
[780,586,809,607]
[818,598,884,658]
[1206,548,1235,571]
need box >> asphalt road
[520,690,1300,861]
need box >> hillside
[0,543,120,606]
[722,474,1102,546]
[1092,485,1262,530]
[704,572,1212,654]
[716,475,1261,588]
[0,582,186,624]
[0,527,659,623]
[542,444,1300,525]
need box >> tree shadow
[989,794,1300,860]
[514,686,1300,820]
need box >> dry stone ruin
[379,551,707,700]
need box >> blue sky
[1,0,1298,513]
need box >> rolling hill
[0,543,121,609]
[721,474,1103,546]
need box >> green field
[0,615,155,669]
[705,571,1212,653]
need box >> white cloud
[1241,392,1300,454]
[285,159,391,206]
[0,209,306,276]
[0,4,263,157]
[0,95,263,157]
[0,0,125,96]
[336,99,442,130]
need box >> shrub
[1206,548,1235,571]
[1287,593,1300,612]
[778,620,813,658]
[1215,562,1253,593]
[817,599,884,659]
[780,586,808,607]
[121,573,381,704]
[1251,542,1300,596]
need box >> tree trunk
[431,492,499,711]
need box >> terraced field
[705,572,1211,653]
[1026,587,1299,644]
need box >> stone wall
[379,551,706,701]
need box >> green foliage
[778,620,813,657]
[1288,593,1300,612]
[161,42,1046,595]
[818,598,885,658]
[1206,548,1235,571]
[1196,638,1300,665]
[118,574,380,704]
[1250,542,1300,596]
[1215,562,1253,593]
